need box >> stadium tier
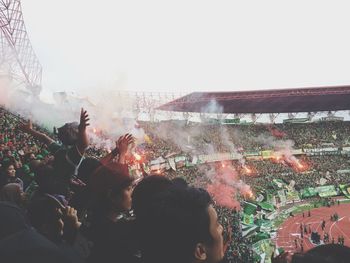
[2,102,350,262]
[157,85,350,113]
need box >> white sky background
[22,0,350,97]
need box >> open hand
[79,108,90,130]
[116,133,135,155]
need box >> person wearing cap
[19,108,90,197]
[0,201,72,263]
[27,194,84,262]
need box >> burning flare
[134,153,142,161]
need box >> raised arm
[99,149,117,166]
[19,120,55,145]
[99,133,134,165]
[116,133,135,164]
[76,108,90,155]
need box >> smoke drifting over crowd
[0,81,304,209]
[148,111,254,208]
[203,164,253,209]
[0,80,145,150]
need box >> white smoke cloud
[254,133,296,160]
[0,79,145,150]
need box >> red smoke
[267,125,286,138]
[205,164,243,209]
[207,182,240,209]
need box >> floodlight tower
[0,0,42,96]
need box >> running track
[275,203,350,253]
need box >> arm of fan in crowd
[76,108,90,155]
[99,149,118,166]
[116,133,135,164]
[99,134,134,165]
[19,120,55,146]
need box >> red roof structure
[157,85,350,113]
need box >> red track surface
[275,203,350,253]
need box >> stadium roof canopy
[158,85,350,114]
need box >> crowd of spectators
[164,156,350,195]
[140,120,350,193]
[2,106,350,263]
[0,106,255,263]
[139,120,350,156]
[243,155,350,191]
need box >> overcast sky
[21,0,350,96]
